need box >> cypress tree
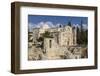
[68,21,71,26]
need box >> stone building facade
[28,24,88,60]
[32,24,77,47]
[31,24,78,59]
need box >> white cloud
[56,23,62,27]
[45,21,55,28]
[72,24,80,28]
[29,21,88,32]
[82,24,88,30]
[28,22,36,32]
[29,21,57,29]
[72,24,88,30]
[37,22,44,28]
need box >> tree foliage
[68,21,71,26]
[77,20,88,45]
[43,31,53,38]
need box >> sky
[28,15,88,31]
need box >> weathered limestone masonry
[28,25,86,60]
[33,25,77,47]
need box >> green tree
[77,20,88,45]
[77,26,81,44]
[68,21,71,26]
[43,31,53,38]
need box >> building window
[49,40,52,48]
[57,35,59,44]
[67,41,69,45]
